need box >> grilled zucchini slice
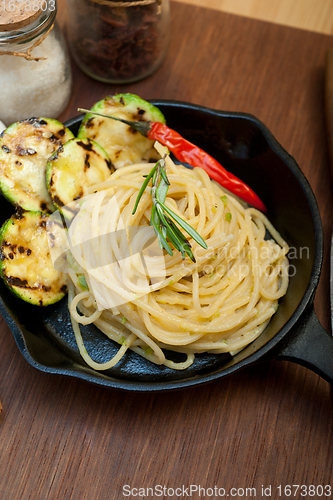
[77,93,166,169]
[0,211,67,306]
[46,138,113,212]
[0,117,74,213]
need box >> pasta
[64,148,289,371]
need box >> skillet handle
[274,306,333,384]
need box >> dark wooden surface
[1,2,333,498]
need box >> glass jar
[0,0,72,126]
[66,0,170,84]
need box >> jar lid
[0,2,41,32]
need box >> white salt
[0,23,72,126]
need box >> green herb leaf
[165,216,195,262]
[151,204,173,256]
[132,158,207,262]
[156,174,169,203]
[159,159,170,185]
[132,162,158,215]
[78,274,89,291]
[157,201,207,250]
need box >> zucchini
[0,117,74,213]
[77,93,166,169]
[46,138,113,212]
[0,210,67,306]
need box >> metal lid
[0,2,41,32]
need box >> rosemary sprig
[132,157,207,262]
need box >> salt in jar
[0,0,72,126]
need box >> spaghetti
[65,147,289,370]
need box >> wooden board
[1,2,333,498]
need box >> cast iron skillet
[1,100,333,391]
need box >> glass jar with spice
[65,0,170,84]
[0,0,72,126]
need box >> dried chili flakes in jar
[66,0,170,83]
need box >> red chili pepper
[147,122,266,212]
[78,108,267,212]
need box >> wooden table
[1,2,333,498]
[175,0,333,35]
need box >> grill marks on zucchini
[0,95,167,309]
[0,211,67,306]
[0,118,74,213]
[46,138,113,212]
[77,93,166,169]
